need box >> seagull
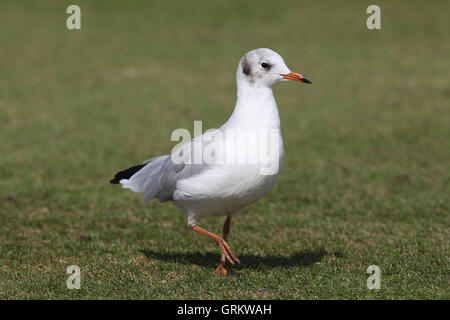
[110,48,311,275]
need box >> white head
[236,48,311,88]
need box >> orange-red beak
[281,72,312,84]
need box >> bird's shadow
[140,247,333,270]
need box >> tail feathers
[110,164,145,184]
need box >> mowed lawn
[0,1,449,299]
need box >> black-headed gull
[111,48,311,274]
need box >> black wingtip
[110,164,145,185]
[110,178,120,184]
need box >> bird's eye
[261,62,269,69]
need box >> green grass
[0,0,449,299]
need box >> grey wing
[120,129,219,203]
[120,154,206,204]
[148,155,205,203]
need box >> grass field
[0,0,449,299]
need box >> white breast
[173,129,284,218]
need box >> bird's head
[237,48,311,88]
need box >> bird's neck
[224,80,280,129]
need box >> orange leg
[216,216,232,275]
[189,216,239,275]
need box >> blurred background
[0,1,448,299]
